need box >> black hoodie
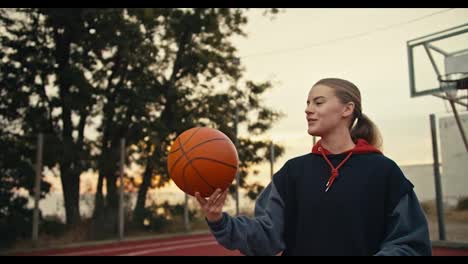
[207,139,432,256]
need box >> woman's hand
[195,188,229,223]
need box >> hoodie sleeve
[206,180,286,256]
[375,190,432,256]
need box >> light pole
[118,138,125,240]
[32,133,43,245]
[270,140,275,180]
[233,57,240,216]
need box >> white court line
[49,236,214,256]
[119,241,219,256]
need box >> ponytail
[350,113,382,150]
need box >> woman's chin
[307,129,320,137]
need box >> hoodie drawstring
[320,150,353,192]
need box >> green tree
[0,133,51,248]
[0,8,158,227]
[0,8,285,236]
[130,8,285,225]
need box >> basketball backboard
[407,23,468,152]
[407,23,468,102]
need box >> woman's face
[305,84,353,137]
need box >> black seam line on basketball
[178,137,192,194]
[181,161,217,192]
[168,138,228,175]
[168,137,227,175]
[169,127,203,154]
[188,157,238,170]
[181,160,190,195]
[179,157,237,190]
[178,137,216,192]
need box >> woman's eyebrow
[312,96,326,101]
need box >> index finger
[208,188,222,202]
[195,192,207,206]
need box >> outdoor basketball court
[1,10,467,257]
[6,232,468,256]
[9,233,241,256]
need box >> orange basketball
[167,127,239,197]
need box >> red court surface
[8,234,468,256]
[432,247,468,256]
[10,233,242,256]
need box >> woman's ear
[342,102,355,118]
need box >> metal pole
[423,44,442,77]
[313,136,316,145]
[32,133,43,245]
[232,57,241,216]
[118,138,125,240]
[407,44,416,97]
[430,114,446,240]
[184,193,190,232]
[432,94,468,108]
[270,141,274,180]
[235,108,239,216]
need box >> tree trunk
[91,138,120,237]
[93,172,105,219]
[54,22,81,226]
[133,153,155,225]
[91,47,124,219]
[105,165,119,210]
[60,167,81,226]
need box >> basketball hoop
[439,72,468,89]
[438,72,468,99]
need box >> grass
[420,200,468,222]
[6,207,258,253]
[9,220,92,252]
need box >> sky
[227,8,468,187]
[35,8,468,200]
